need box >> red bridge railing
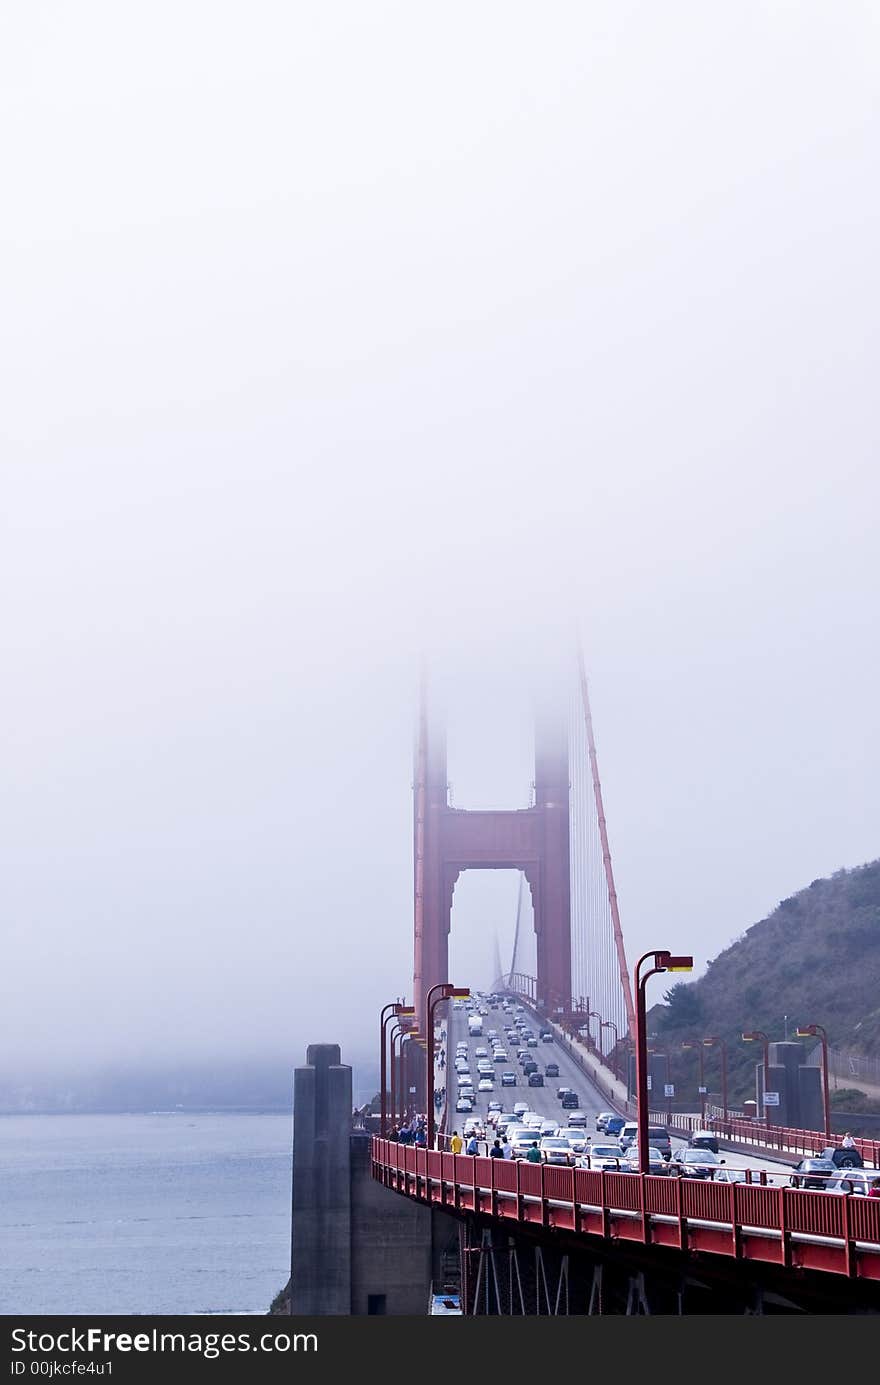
[663,1113,880,1167]
[371,1137,880,1285]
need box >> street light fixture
[681,1039,706,1122]
[380,1003,415,1135]
[426,984,470,1149]
[741,1031,770,1123]
[702,1037,728,1122]
[795,1023,830,1140]
[390,1019,418,1125]
[600,1018,619,1078]
[398,1030,422,1124]
[634,951,693,1173]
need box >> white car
[524,1113,544,1130]
[513,1102,530,1117]
[478,1078,494,1092]
[540,1137,574,1165]
[457,1072,474,1086]
[511,1132,541,1158]
[581,1143,624,1171]
[563,1130,589,1155]
[487,1099,502,1112]
[618,1122,639,1150]
[455,1096,473,1113]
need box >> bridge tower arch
[413,681,571,1029]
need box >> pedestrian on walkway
[525,1141,542,1163]
[489,1139,504,1158]
[841,1131,856,1149]
[449,1130,463,1154]
[466,1133,480,1156]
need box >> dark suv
[820,1144,864,1171]
[561,1091,580,1109]
[545,1063,559,1078]
[528,1072,544,1087]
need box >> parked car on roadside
[819,1145,864,1171]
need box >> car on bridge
[513,1102,530,1116]
[540,1031,554,1043]
[527,1072,544,1087]
[712,1166,749,1184]
[561,1091,580,1110]
[526,1037,538,1047]
[618,1122,638,1150]
[511,1132,541,1159]
[562,1129,590,1155]
[478,1078,494,1092]
[595,1111,615,1132]
[556,1086,571,1100]
[688,1130,720,1154]
[603,1115,627,1136]
[675,1148,723,1179]
[581,1142,624,1171]
[540,1137,574,1164]
[522,1060,538,1076]
[623,1147,669,1176]
[455,1096,473,1113]
[566,1110,587,1126]
[501,1072,517,1087]
[819,1144,864,1171]
[826,1171,880,1196]
[544,1062,559,1077]
[788,1157,838,1190]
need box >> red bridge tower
[413,682,571,1029]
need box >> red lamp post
[426,984,469,1149]
[703,1037,728,1122]
[600,1018,619,1077]
[795,1023,830,1140]
[635,951,693,1173]
[380,1003,414,1135]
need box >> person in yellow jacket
[449,1131,463,1154]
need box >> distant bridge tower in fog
[412,654,635,1045]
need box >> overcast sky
[2,3,878,1076]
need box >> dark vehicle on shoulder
[820,1144,864,1170]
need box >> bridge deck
[372,1137,880,1285]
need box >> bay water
[0,1112,292,1315]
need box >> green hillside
[649,858,880,1104]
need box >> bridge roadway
[443,997,795,1184]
